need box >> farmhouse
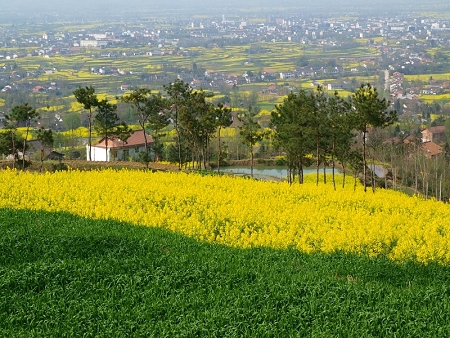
[421,126,446,144]
[326,81,349,91]
[87,129,154,162]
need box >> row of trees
[0,81,397,195]
[271,84,397,191]
[73,80,234,170]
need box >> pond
[371,164,386,178]
[220,166,340,180]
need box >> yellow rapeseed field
[1,168,450,264]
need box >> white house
[87,130,154,162]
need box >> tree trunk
[316,133,319,186]
[88,108,92,161]
[414,148,418,194]
[371,155,376,193]
[362,129,367,192]
[22,123,31,169]
[202,146,207,170]
[174,108,182,170]
[11,130,16,169]
[105,133,108,162]
[342,164,346,189]
[390,152,394,190]
[250,147,254,178]
[217,127,221,173]
[332,157,336,191]
[40,147,44,172]
[299,159,304,184]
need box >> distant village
[1,13,450,92]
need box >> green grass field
[2,208,450,337]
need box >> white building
[87,130,153,161]
[80,40,108,48]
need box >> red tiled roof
[94,130,153,149]
[126,129,154,147]
[422,125,445,134]
[422,141,442,157]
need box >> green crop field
[2,207,450,336]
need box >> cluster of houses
[1,11,450,99]
[388,71,450,101]
[420,125,446,158]
[383,125,447,159]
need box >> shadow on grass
[2,208,450,336]
[1,207,449,288]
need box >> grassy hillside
[2,208,450,337]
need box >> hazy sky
[3,0,450,21]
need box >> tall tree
[145,93,169,162]
[93,99,119,161]
[180,91,220,169]
[114,121,134,161]
[271,90,315,184]
[35,127,53,172]
[351,83,397,192]
[312,86,330,185]
[238,106,266,178]
[214,103,232,173]
[164,79,192,170]
[5,103,40,169]
[73,86,99,161]
[121,88,163,154]
[178,91,202,168]
[326,92,353,189]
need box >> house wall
[422,130,445,144]
[432,132,446,144]
[88,145,149,162]
[87,145,110,161]
[422,130,432,143]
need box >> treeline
[22,79,450,199]
[1,81,399,192]
[271,84,397,190]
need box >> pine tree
[35,127,53,172]
[238,106,266,178]
[271,90,315,184]
[73,86,99,161]
[93,99,119,161]
[214,103,232,173]
[351,84,397,192]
